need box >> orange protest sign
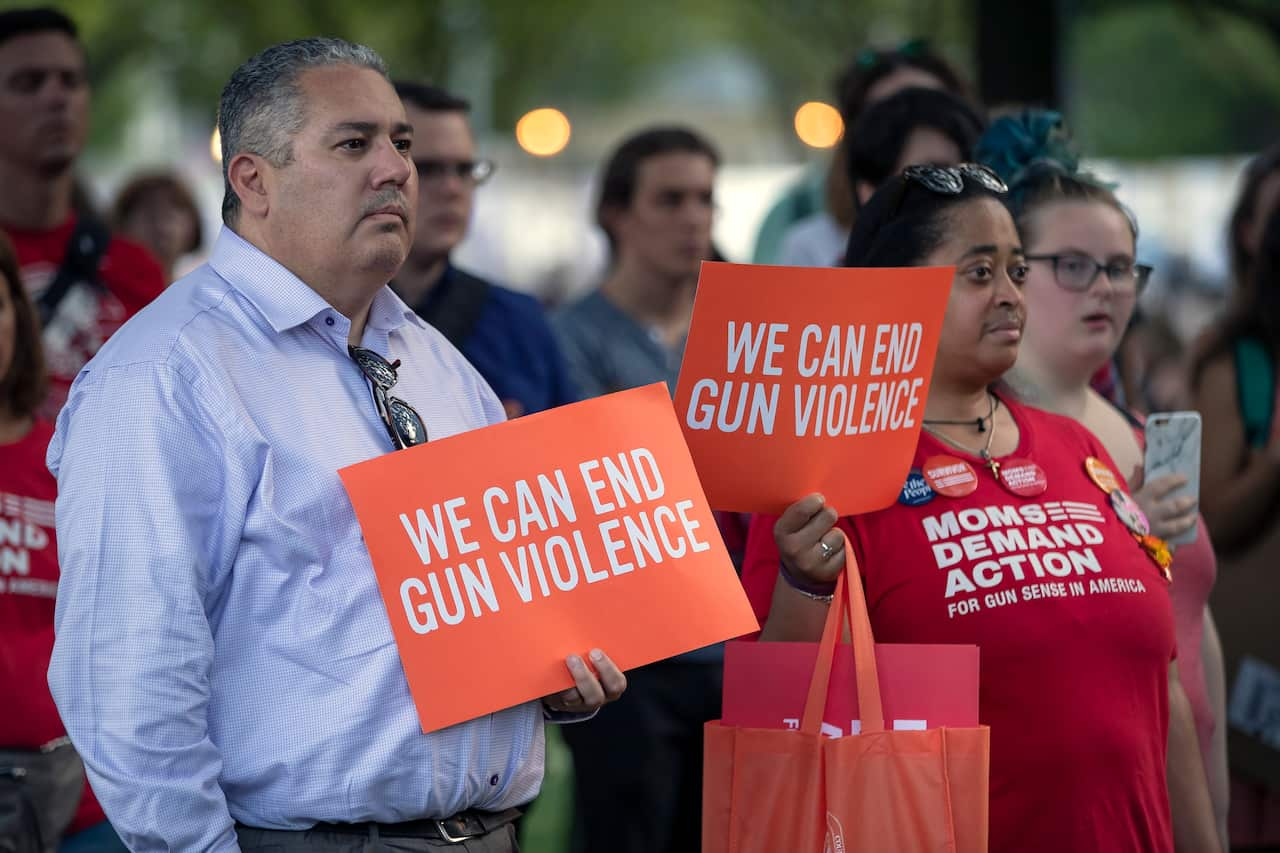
[675,262,952,514]
[339,382,758,733]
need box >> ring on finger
[819,538,836,560]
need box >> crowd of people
[2,4,1280,852]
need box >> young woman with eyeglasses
[975,110,1226,851]
[739,163,1206,851]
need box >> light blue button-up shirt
[47,228,543,852]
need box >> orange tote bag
[703,534,990,852]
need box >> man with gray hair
[47,37,624,852]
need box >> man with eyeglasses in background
[47,38,623,852]
[392,82,576,419]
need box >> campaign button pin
[1085,456,1120,494]
[899,469,936,506]
[922,455,979,498]
[1109,489,1150,537]
[999,458,1048,497]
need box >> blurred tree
[4,0,973,155]
[27,0,731,149]
[8,0,1278,160]
[1068,1,1280,156]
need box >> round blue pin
[899,469,935,506]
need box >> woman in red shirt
[742,164,1216,851]
[0,232,120,849]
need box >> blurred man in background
[552,126,719,853]
[0,7,164,419]
[392,81,576,418]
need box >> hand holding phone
[1143,411,1202,546]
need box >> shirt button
[489,774,500,786]
[325,316,335,326]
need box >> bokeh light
[516,108,572,157]
[210,128,221,164]
[793,101,843,149]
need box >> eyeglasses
[413,158,495,186]
[1024,253,1153,294]
[349,346,428,450]
[902,163,1008,195]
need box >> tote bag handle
[799,530,885,736]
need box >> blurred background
[23,0,1280,326]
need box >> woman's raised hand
[773,493,845,585]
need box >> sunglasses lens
[904,165,963,194]
[351,348,397,390]
[959,163,1009,194]
[388,398,428,447]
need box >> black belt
[306,807,520,842]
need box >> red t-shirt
[742,394,1175,852]
[0,419,105,830]
[1130,425,1218,772]
[6,217,165,418]
[1169,518,1216,770]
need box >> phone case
[1143,411,1202,546]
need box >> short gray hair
[218,37,388,225]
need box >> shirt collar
[368,286,427,334]
[209,227,426,335]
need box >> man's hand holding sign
[340,382,757,733]
[543,649,627,715]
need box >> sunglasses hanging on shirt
[349,345,429,450]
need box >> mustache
[983,308,1025,330]
[360,189,408,219]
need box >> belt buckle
[435,817,478,844]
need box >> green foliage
[24,0,736,143]
[1069,2,1280,156]
[9,0,1279,160]
[5,0,973,155]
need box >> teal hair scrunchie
[975,109,1138,237]
[975,109,1117,207]
[975,110,1076,184]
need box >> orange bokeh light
[794,101,844,149]
[516,108,571,157]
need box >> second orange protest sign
[675,262,952,514]
[339,382,758,733]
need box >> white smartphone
[1143,410,1202,546]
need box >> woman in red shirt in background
[741,164,1218,851]
[0,232,122,850]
